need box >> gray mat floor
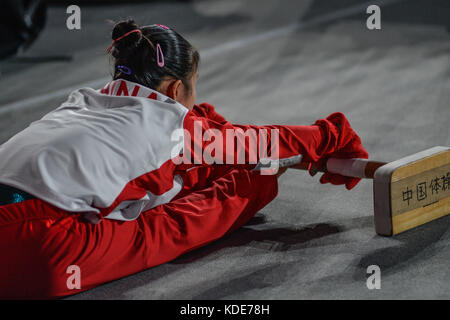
[1,0,449,299]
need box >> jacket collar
[100,79,177,104]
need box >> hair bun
[111,19,142,58]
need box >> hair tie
[156,24,170,30]
[156,43,164,68]
[107,29,142,53]
[117,65,131,75]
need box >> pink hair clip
[156,43,165,67]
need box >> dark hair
[109,19,200,92]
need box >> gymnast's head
[108,19,200,110]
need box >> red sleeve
[182,107,359,168]
[191,103,228,124]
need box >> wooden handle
[291,159,386,179]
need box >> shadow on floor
[172,216,342,264]
[355,214,450,279]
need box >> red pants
[0,167,277,299]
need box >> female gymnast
[0,20,368,298]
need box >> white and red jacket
[0,79,355,223]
